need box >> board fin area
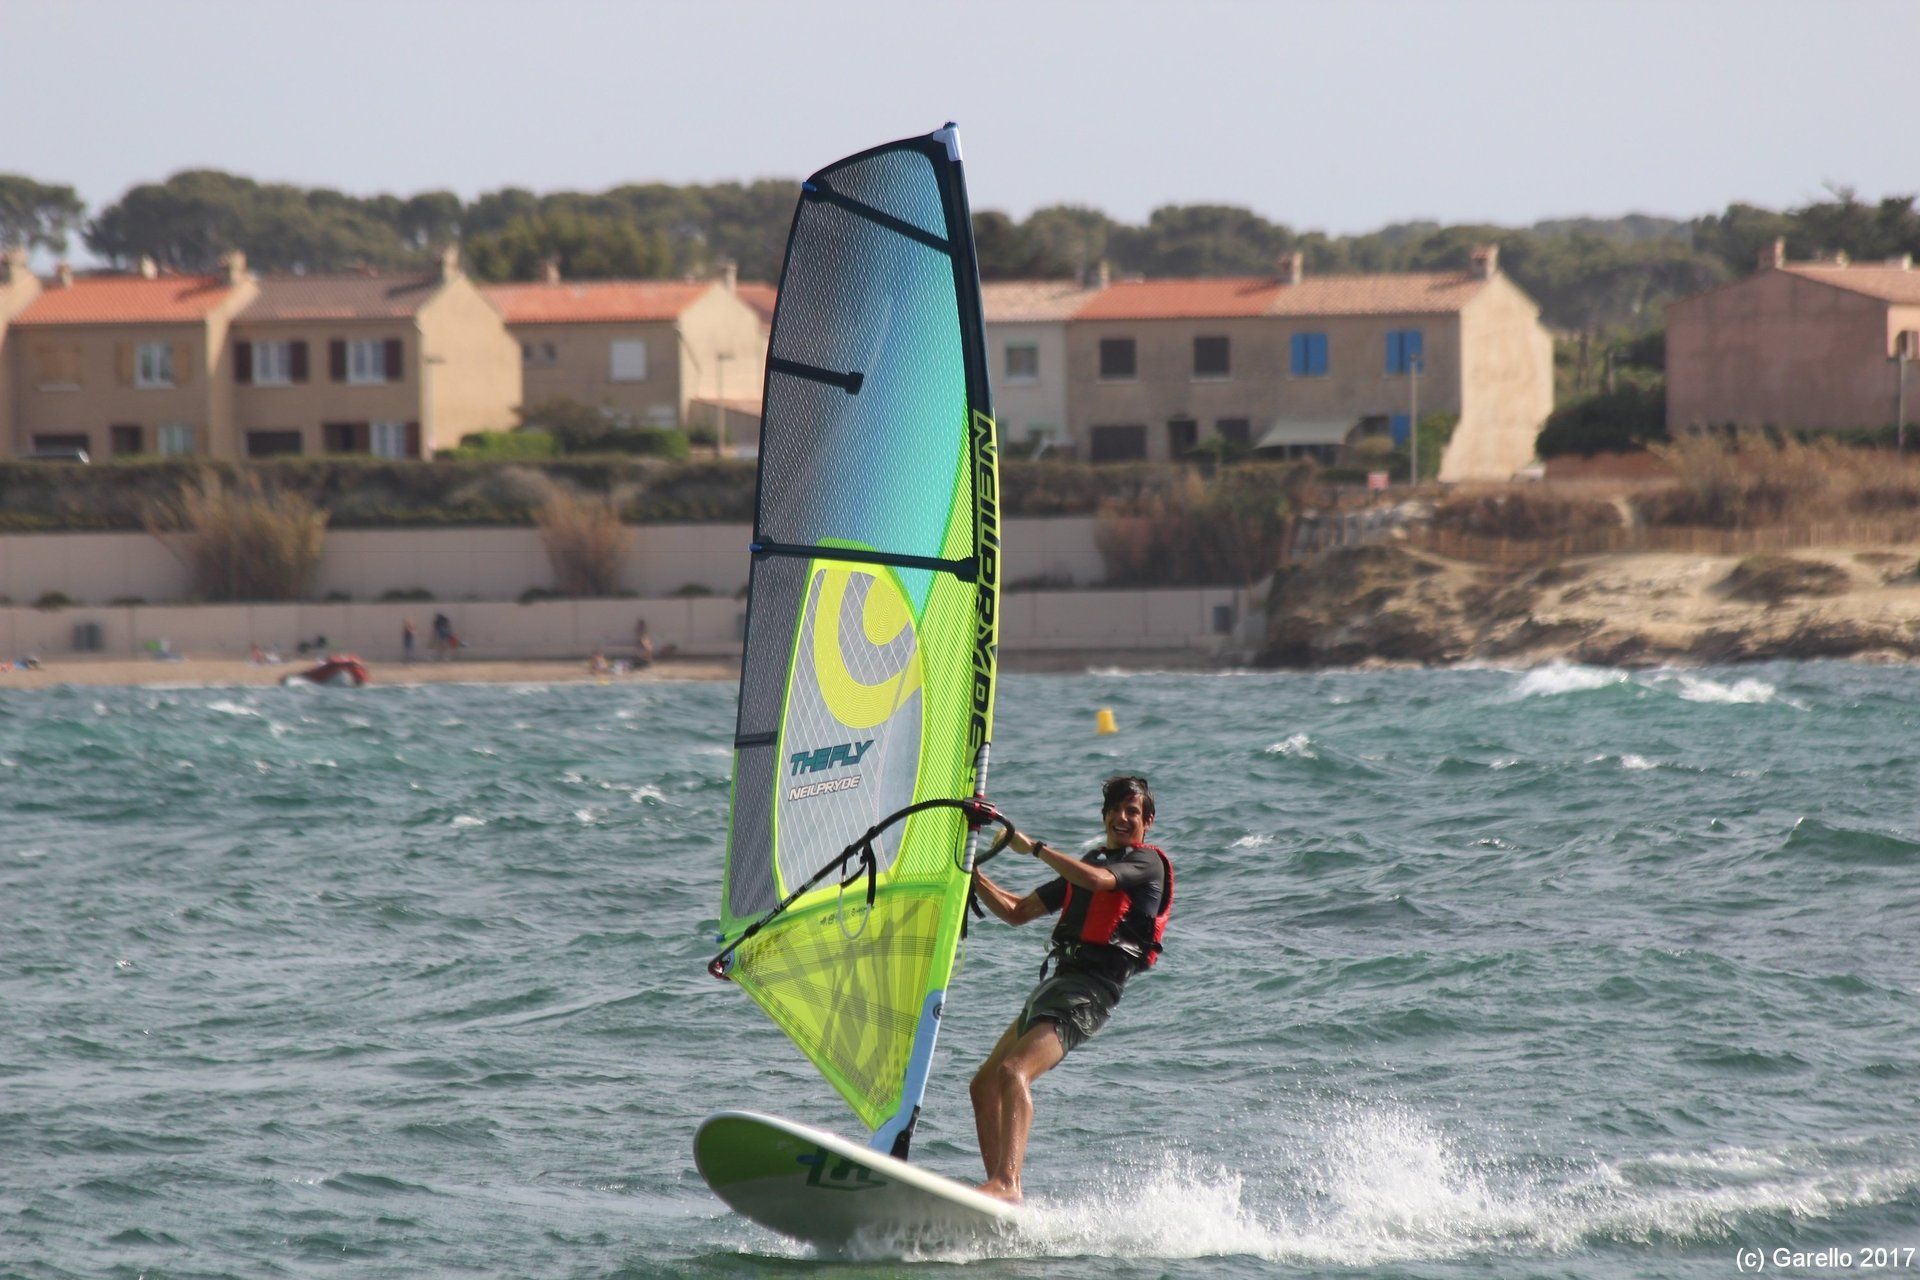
[694,1110,1026,1251]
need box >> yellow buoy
[1095,707,1119,735]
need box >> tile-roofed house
[0,250,44,455]
[981,280,1103,457]
[5,253,257,460]
[1667,241,1920,434]
[480,271,766,451]
[236,273,441,322]
[734,282,777,330]
[1064,248,1553,480]
[227,248,520,460]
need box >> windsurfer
[965,775,1172,1203]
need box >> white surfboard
[694,1110,1027,1250]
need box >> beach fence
[1405,517,1920,567]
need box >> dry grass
[1719,554,1851,603]
[1639,431,1920,528]
[535,487,631,596]
[145,472,328,602]
[1431,488,1624,540]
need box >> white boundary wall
[0,518,1104,606]
[0,587,1247,662]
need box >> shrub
[33,590,73,610]
[379,587,435,602]
[1432,488,1623,540]
[671,583,714,597]
[145,472,328,602]
[534,489,630,597]
[442,428,558,461]
[1095,463,1312,586]
[1537,383,1669,458]
[1639,431,1834,528]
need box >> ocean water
[3,663,1917,1278]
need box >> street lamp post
[715,350,732,457]
[1408,354,1422,486]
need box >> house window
[1290,332,1329,376]
[1089,424,1146,462]
[610,340,648,382]
[110,424,144,456]
[1192,336,1230,379]
[370,421,409,459]
[246,429,303,458]
[157,423,195,456]
[522,341,558,366]
[136,342,175,388]
[1098,338,1136,380]
[1385,328,1424,375]
[1168,417,1198,456]
[1005,343,1039,382]
[254,340,293,385]
[347,339,388,384]
[34,344,81,389]
[324,422,364,453]
[30,433,90,456]
[1215,418,1251,448]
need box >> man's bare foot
[974,1180,1023,1205]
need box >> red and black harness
[1042,843,1174,977]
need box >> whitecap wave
[1511,664,1628,699]
[208,699,261,718]
[1672,674,1777,705]
[1265,733,1317,759]
[449,815,486,829]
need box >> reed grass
[145,472,328,602]
[535,487,631,597]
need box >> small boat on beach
[281,655,370,687]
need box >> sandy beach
[0,655,740,691]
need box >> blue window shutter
[1312,334,1328,375]
[1391,413,1411,446]
[1291,333,1306,375]
[1408,329,1423,368]
[1385,331,1401,374]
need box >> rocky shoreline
[1256,543,1920,669]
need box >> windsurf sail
[714,125,998,1159]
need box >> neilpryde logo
[786,739,873,801]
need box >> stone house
[981,279,1101,457]
[6,253,256,459]
[481,267,766,451]
[1064,248,1554,481]
[230,248,520,458]
[1666,241,1920,433]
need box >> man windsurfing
[964,774,1173,1203]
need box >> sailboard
[695,124,1015,1249]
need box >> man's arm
[971,868,1049,925]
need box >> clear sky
[8,0,1918,238]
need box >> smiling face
[1103,792,1154,848]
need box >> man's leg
[970,1018,1022,1188]
[971,1020,1065,1203]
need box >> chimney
[541,255,561,285]
[55,262,73,288]
[1091,259,1112,290]
[1,247,25,284]
[717,258,738,292]
[437,244,461,281]
[1470,243,1500,279]
[1758,237,1786,270]
[221,250,247,285]
[1888,254,1914,270]
[1832,251,1851,267]
[138,256,158,280]
[1281,251,1304,285]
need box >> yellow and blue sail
[718,125,998,1156]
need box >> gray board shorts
[1017,952,1132,1054]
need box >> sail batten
[719,128,998,1141]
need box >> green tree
[464,210,672,281]
[0,175,85,253]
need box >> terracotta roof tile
[482,280,714,325]
[15,273,236,325]
[734,283,777,324]
[1074,276,1283,321]
[981,279,1101,322]
[239,275,438,322]
[1784,264,1920,306]
[1073,271,1490,321]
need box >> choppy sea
[3,662,1918,1278]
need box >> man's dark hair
[1102,774,1155,821]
